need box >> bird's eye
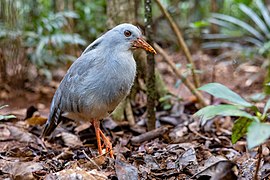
[124,30,132,37]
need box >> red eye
[124,30,132,37]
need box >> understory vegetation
[1,0,270,179]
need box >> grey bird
[42,23,156,158]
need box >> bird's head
[105,23,156,54]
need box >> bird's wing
[42,38,104,137]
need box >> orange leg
[91,119,114,158]
[92,120,102,155]
[99,129,114,158]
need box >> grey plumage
[42,24,141,137]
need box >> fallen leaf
[1,161,43,180]
[177,147,197,168]
[26,116,47,126]
[44,168,107,180]
[193,160,237,180]
[0,124,38,143]
[115,158,138,180]
[60,132,83,147]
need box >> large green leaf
[202,42,244,50]
[194,104,254,125]
[211,13,264,41]
[198,83,253,107]
[247,121,270,149]
[256,0,270,29]
[239,3,270,38]
[232,117,252,144]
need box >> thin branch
[125,98,135,126]
[145,0,156,131]
[154,0,200,88]
[131,126,170,144]
[82,150,102,171]
[254,145,262,180]
[154,43,207,107]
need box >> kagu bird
[42,23,156,158]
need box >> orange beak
[132,37,156,54]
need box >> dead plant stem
[154,0,200,88]
[154,43,207,107]
[254,145,262,180]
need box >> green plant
[0,2,87,80]
[0,105,16,120]
[203,0,270,57]
[194,82,270,149]
[74,0,107,42]
[24,11,86,77]
[203,0,270,94]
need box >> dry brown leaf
[74,122,91,133]
[92,155,107,167]
[169,125,188,143]
[44,168,107,180]
[60,132,83,147]
[26,116,47,126]
[0,124,37,143]
[177,147,197,168]
[115,158,138,180]
[193,159,237,180]
[1,161,43,180]
[0,125,11,140]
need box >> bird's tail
[42,95,62,137]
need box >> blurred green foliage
[0,0,106,79]
[204,0,270,58]
[195,82,270,149]
[1,0,270,82]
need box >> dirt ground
[0,51,269,179]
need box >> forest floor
[0,50,269,180]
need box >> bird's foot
[99,129,114,158]
[92,119,114,158]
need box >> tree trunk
[107,0,136,29]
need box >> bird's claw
[99,129,114,158]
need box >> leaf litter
[0,52,269,179]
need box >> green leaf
[198,83,253,107]
[239,3,270,38]
[0,115,16,120]
[247,121,270,149]
[194,104,255,125]
[249,93,266,102]
[190,21,210,28]
[232,117,252,144]
[159,95,172,102]
[0,105,8,110]
[263,98,270,117]
[256,0,270,30]
[211,13,264,41]
[163,104,172,110]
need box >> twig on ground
[188,123,213,141]
[254,145,262,180]
[131,125,170,144]
[82,150,102,171]
[125,98,135,126]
